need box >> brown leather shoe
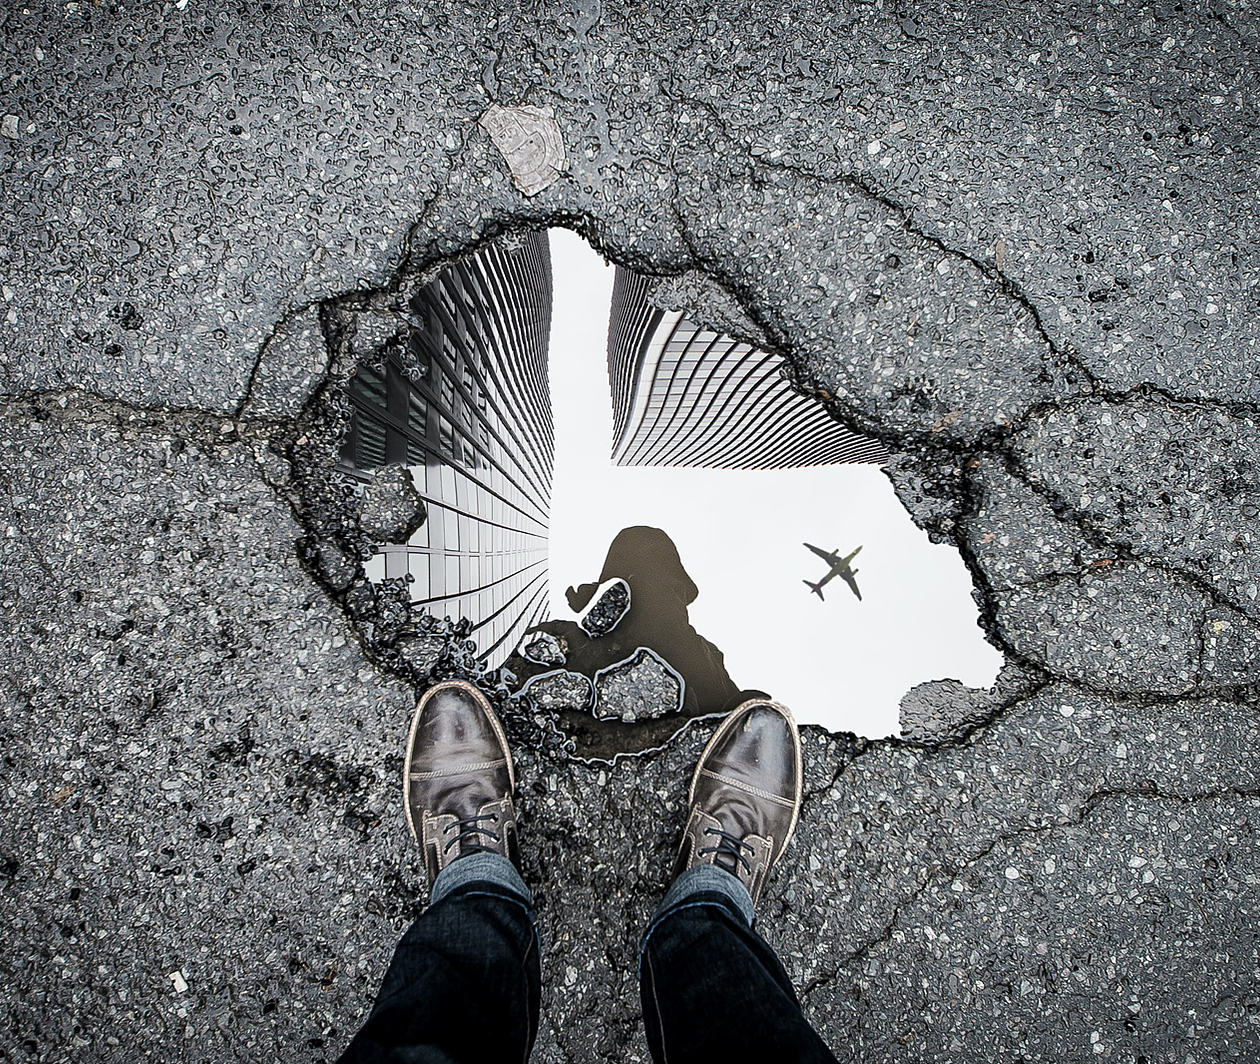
[673,698,803,905]
[403,679,519,883]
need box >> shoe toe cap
[407,682,513,790]
[709,703,798,792]
[420,686,500,749]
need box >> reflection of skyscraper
[339,232,553,667]
[606,267,887,468]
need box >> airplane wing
[841,569,862,601]
[804,543,840,564]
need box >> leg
[640,698,838,1063]
[337,680,538,1063]
[639,868,836,1062]
[339,853,540,1064]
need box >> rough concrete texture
[521,669,595,714]
[521,632,568,669]
[578,578,631,638]
[353,464,427,545]
[593,647,684,723]
[2,2,1258,1061]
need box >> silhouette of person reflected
[522,525,745,716]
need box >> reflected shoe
[403,679,519,883]
[672,698,803,905]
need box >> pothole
[288,226,1003,760]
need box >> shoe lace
[442,813,501,856]
[699,827,754,876]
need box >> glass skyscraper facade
[606,266,888,468]
[339,232,553,667]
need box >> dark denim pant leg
[338,853,540,1064]
[639,866,838,1064]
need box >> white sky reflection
[546,228,1002,737]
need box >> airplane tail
[802,579,825,601]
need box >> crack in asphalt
[800,676,1053,811]
[800,782,1260,1003]
[800,738,874,808]
[232,297,325,422]
[893,675,1053,758]
[1048,379,1260,420]
[947,447,1048,677]
[666,88,1260,445]
[1,386,261,430]
[664,87,1098,400]
[998,446,1260,627]
[0,390,279,442]
[760,156,1099,394]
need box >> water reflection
[607,267,887,469]
[337,228,886,679]
[512,525,750,716]
[339,231,553,666]
[802,543,863,601]
[332,227,1002,737]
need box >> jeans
[338,854,838,1063]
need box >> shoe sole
[402,678,516,841]
[686,697,803,859]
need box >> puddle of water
[339,231,553,665]
[546,228,1002,738]
[523,526,749,715]
[337,227,1003,739]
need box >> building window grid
[345,373,546,536]
[394,339,549,528]
[621,313,723,466]
[643,336,772,467]
[339,231,553,669]
[608,265,888,471]
[647,329,748,463]
[489,262,554,478]
[420,276,549,504]
[663,351,788,469]
[426,293,552,516]
[454,257,553,479]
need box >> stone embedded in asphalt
[578,578,631,638]
[521,669,593,712]
[521,632,567,667]
[355,465,426,544]
[302,539,360,592]
[593,647,684,723]
[394,631,447,679]
[1199,605,1260,688]
[350,311,409,367]
[478,104,567,196]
